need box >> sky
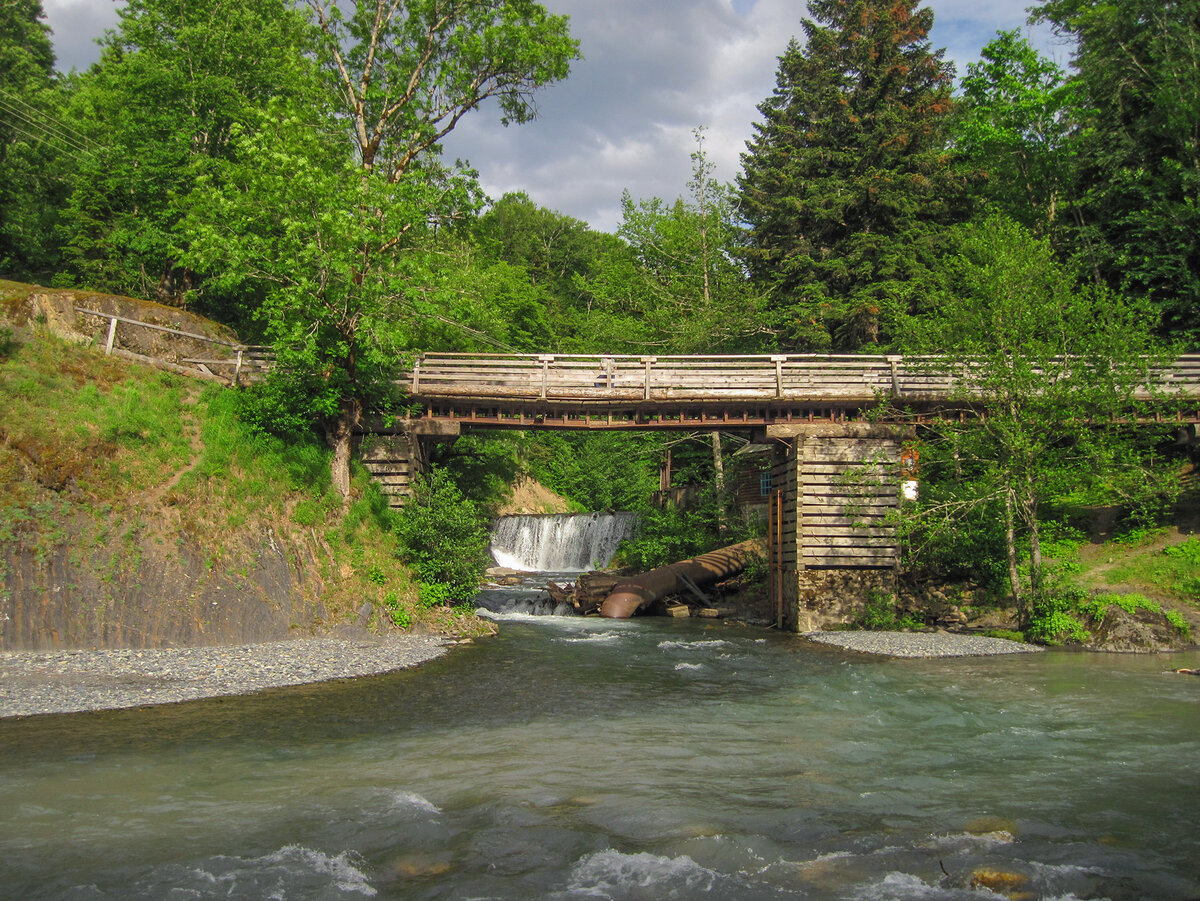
[40,0,1068,232]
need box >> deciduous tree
[1032,0,1200,345]
[955,30,1079,239]
[186,0,579,501]
[899,215,1172,626]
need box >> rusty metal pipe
[599,539,764,619]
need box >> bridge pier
[356,421,460,509]
[765,423,911,632]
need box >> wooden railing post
[104,316,118,355]
[538,354,553,399]
[887,355,900,397]
[641,356,657,400]
[771,355,786,398]
[412,357,421,394]
[233,348,244,387]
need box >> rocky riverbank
[804,630,1044,658]
[0,634,452,719]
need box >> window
[759,470,772,497]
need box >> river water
[1,613,1197,901]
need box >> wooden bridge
[405,352,1200,429]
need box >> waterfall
[490,513,637,572]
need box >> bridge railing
[407,352,1200,404]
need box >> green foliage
[737,0,964,351]
[429,433,524,516]
[382,589,411,629]
[0,0,66,280]
[1163,536,1200,565]
[899,214,1167,617]
[417,581,452,610]
[394,469,491,606]
[57,0,318,308]
[0,326,15,360]
[955,30,1079,238]
[1165,609,1191,639]
[1032,0,1200,345]
[983,629,1027,642]
[616,501,719,572]
[1026,584,1092,644]
[524,432,661,512]
[854,590,923,632]
[602,129,763,353]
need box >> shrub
[394,469,491,605]
[382,589,411,629]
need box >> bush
[393,469,491,605]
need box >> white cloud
[40,0,1065,231]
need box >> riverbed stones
[803,631,1042,658]
[0,635,450,719]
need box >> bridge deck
[405,353,1200,428]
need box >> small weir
[489,512,636,572]
[479,513,636,617]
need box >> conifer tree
[737,0,963,351]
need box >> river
[1,610,1197,900]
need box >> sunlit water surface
[1,613,1197,900]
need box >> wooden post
[105,316,118,355]
[412,358,421,394]
[772,354,786,398]
[767,489,776,615]
[538,355,553,399]
[888,355,900,397]
[233,348,244,387]
[641,356,656,400]
[774,488,784,629]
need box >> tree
[1032,0,1200,345]
[473,191,612,343]
[186,0,579,501]
[955,30,1080,238]
[56,0,318,309]
[899,215,1171,626]
[0,0,63,278]
[737,0,964,352]
[616,128,762,354]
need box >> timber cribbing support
[766,422,913,632]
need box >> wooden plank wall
[772,434,901,571]
[357,434,420,509]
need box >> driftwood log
[599,540,764,619]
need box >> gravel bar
[804,630,1043,658]
[0,635,451,719]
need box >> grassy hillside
[0,320,490,651]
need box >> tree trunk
[327,397,362,505]
[1024,473,1043,601]
[1004,489,1025,623]
[712,430,725,535]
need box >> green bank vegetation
[0,321,492,638]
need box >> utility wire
[0,88,101,153]
[0,96,100,159]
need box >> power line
[0,88,100,153]
[0,95,100,159]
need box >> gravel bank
[804,630,1043,658]
[0,635,451,719]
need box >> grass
[1031,520,1200,645]
[0,328,492,641]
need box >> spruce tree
[737,0,962,351]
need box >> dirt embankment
[1,282,486,652]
